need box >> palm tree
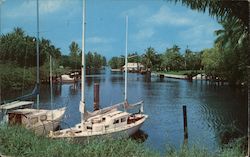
[215,17,248,50]
[142,47,157,71]
[13,27,25,37]
[213,17,249,84]
[169,0,248,28]
[69,41,80,69]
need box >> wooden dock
[151,72,188,79]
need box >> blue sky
[1,0,221,59]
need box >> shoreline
[151,72,188,79]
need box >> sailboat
[49,0,147,139]
[0,0,66,135]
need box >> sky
[1,0,222,59]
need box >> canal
[2,69,248,153]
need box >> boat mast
[0,0,3,104]
[124,16,128,103]
[36,0,40,109]
[50,55,54,129]
[80,0,86,123]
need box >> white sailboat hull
[49,114,147,140]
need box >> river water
[2,69,247,153]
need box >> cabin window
[102,117,106,121]
[87,126,92,130]
[121,117,126,123]
[40,115,47,121]
[30,117,38,124]
[113,119,119,124]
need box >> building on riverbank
[122,63,144,72]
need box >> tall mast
[36,0,40,109]
[80,0,86,122]
[0,0,2,38]
[50,55,54,129]
[124,16,128,103]
[0,0,3,104]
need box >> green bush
[0,63,35,90]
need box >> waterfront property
[122,63,144,72]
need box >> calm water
[2,69,247,152]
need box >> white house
[122,63,144,71]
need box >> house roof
[123,62,144,68]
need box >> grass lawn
[156,70,205,75]
[0,125,245,157]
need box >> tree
[102,56,107,66]
[108,56,125,69]
[141,47,157,71]
[214,17,249,84]
[0,27,61,67]
[128,52,141,63]
[69,41,81,69]
[163,45,184,71]
[86,51,94,69]
[183,49,202,71]
[201,47,222,77]
[93,52,103,70]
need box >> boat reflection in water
[131,129,148,142]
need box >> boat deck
[0,101,34,110]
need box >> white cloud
[6,0,72,18]
[146,5,193,26]
[121,5,150,18]
[40,0,67,13]
[133,28,154,41]
[121,4,220,52]
[87,36,113,44]
[125,5,197,44]
[178,23,220,50]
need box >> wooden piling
[93,83,100,111]
[183,105,188,143]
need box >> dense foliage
[0,27,61,67]
[59,41,107,70]
[0,63,35,90]
[0,28,62,90]
[0,28,106,91]
[108,56,125,69]
[109,45,203,72]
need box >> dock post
[183,105,188,143]
[159,74,164,79]
[93,83,100,111]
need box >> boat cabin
[7,109,47,126]
[77,111,130,132]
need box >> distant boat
[61,74,76,83]
[111,69,122,72]
[0,0,65,135]
[49,1,148,139]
